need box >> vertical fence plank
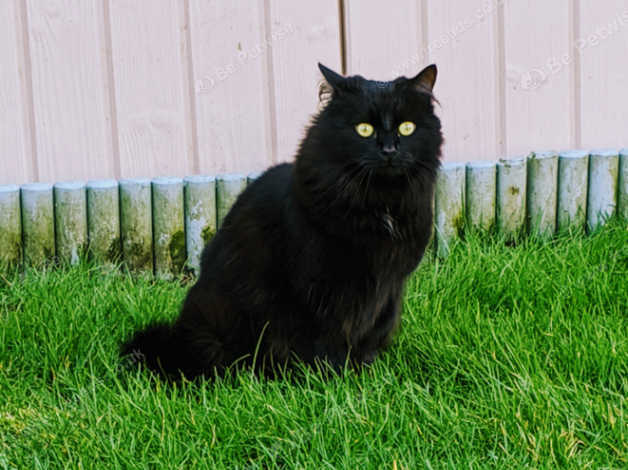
[557,150,589,231]
[618,149,628,220]
[87,180,120,263]
[268,0,342,161]
[216,174,247,228]
[119,179,153,272]
[427,0,500,162]
[0,0,33,184]
[579,1,628,150]
[504,0,572,154]
[465,162,496,231]
[20,183,54,266]
[247,171,263,184]
[587,149,619,230]
[184,175,216,275]
[344,0,425,79]
[526,151,558,236]
[109,0,193,178]
[0,185,22,265]
[189,0,273,175]
[152,177,185,278]
[434,163,465,257]
[25,0,114,182]
[496,157,527,239]
[54,182,87,264]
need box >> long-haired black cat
[122,63,443,379]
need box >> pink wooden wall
[1,0,627,185]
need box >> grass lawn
[0,221,626,469]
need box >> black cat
[122,63,443,379]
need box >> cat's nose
[381,143,397,156]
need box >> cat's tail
[120,323,188,378]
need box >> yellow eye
[355,122,374,138]
[398,121,416,136]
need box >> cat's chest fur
[380,210,396,236]
[288,203,426,344]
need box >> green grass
[0,222,626,469]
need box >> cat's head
[298,64,442,192]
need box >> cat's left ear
[318,63,346,91]
[409,64,437,93]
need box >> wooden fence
[2,0,628,186]
[1,149,626,275]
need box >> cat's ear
[409,64,437,93]
[318,63,346,92]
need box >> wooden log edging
[119,179,153,272]
[587,149,619,230]
[465,162,496,232]
[0,185,21,266]
[87,180,120,263]
[557,150,589,232]
[20,183,55,267]
[434,163,465,257]
[496,157,527,240]
[152,177,185,279]
[1,148,626,271]
[184,175,216,275]
[216,174,247,228]
[617,149,628,220]
[54,182,87,265]
[526,151,559,237]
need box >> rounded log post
[119,179,153,272]
[526,151,558,236]
[587,149,619,230]
[87,180,120,263]
[618,149,628,220]
[465,162,496,232]
[216,174,247,228]
[184,175,216,275]
[54,182,87,265]
[557,150,589,232]
[152,177,185,278]
[20,183,55,266]
[428,191,436,253]
[496,157,527,240]
[434,163,465,257]
[247,171,263,184]
[0,185,22,266]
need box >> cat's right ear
[318,63,346,92]
[408,64,437,93]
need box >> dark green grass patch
[0,222,626,469]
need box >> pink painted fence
[1,0,627,185]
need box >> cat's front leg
[355,295,402,364]
[294,334,351,374]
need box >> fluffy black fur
[121,63,443,379]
